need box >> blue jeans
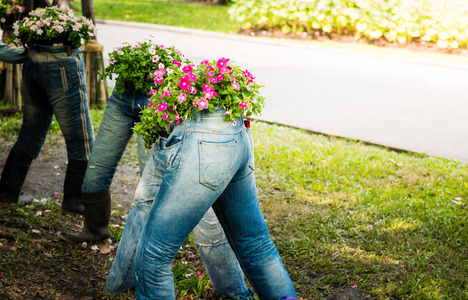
[133,108,296,299]
[12,45,93,161]
[88,83,252,298]
[81,82,149,193]
[105,136,254,299]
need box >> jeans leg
[47,53,94,161]
[81,96,134,193]
[105,146,167,293]
[213,172,296,300]
[11,60,52,158]
[194,207,254,299]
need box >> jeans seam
[74,54,91,160]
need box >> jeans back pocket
[199,139,237,190]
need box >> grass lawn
[0,111,467,299]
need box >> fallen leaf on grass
[100,245,112,254]
[44,252,53,258]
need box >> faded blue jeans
[12,45,93,161]
[81,82,150,193]
[105,136,254,299]
[96,84,253,298]
[133,108,296,299]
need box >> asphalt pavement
[96,20,468,163]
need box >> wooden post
[0,31,22,111]
[81,0,108,107]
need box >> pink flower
[154,76,163,85]
[179,78,191,90]
[216,75,225,81]
[152,55,160,63]
[205,72,214,77]
[54,194,59,199]
[216,57,230,69]
[182,65,193,73]
[178,93,187,103]
[82,242,87,248]
[189,86,197,94]
[209,77,218,83]
[186,73,197,82]
[243,69,255,82]
[149,89,157,94]
[232,81,239,91]
[154,68,166,77]
[117,51,124,55]
[109,58,115,64]
[0,18,5,23]
[173,61,182,66]
[158,103,167,111]
[196,98,208,110]
[239,101,248,109]
[162,113,170,120]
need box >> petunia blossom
[216,57,230,69]
[182,65,193,73]
[179,78,191,90]
[197,98,208,110]
[239,101,248,109]
[158,103,167,112]
[178,93,187,103]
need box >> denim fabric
[105,135,254,299]
[81,83,150,193]
[12,45,93,161]
[0,40,25,64]
[133,108,296,299]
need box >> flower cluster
[101,37,190,95]
[0,0,24,28]
[134,57,265,148]
[10,6,96,48]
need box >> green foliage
[102,37,189,95]
[93,0,240,33]
[229,0,468,49]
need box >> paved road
[97,20,468,163]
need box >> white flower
[158,63,165,69]
[91,245,99,251]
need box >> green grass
[93,0,240,33]
[1,112,467,299]
[252,122,468,299]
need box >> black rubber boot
[0,150,33,203]
[61,160,88,215]
[60,189,112,243]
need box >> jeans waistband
[27,43,79,55]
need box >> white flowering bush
[10,6,96,48]
[229,0,468,49]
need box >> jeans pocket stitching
[199,139,237,190]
